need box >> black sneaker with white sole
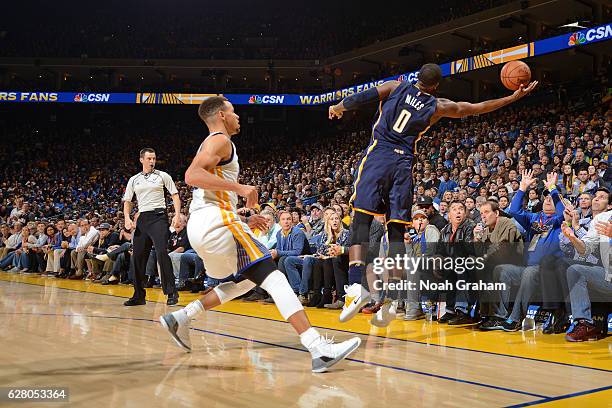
[478,316,506,331]
[501,320,521,332]
[437,312,456,324]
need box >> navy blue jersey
[371,81,437,156]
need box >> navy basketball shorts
[349,141,414,224]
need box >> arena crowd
[0,79,610,342]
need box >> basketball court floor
[0,272,610,407]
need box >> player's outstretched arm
[329,80,401,119]
[185,135,258,207]
[434,81,538,120]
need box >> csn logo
[568,32,586,46]
[568,24,612,46]
[248,95,285,104]
[74,93,111,102]
[397,72,419,83]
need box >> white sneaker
[160,310,192,352]
[310,335,361,373]
[95,254,109,262]
[339,283,370,322]
[370,299,397,328]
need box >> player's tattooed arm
[433,81,538,120]
[329,80,402,119]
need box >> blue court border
[3,278,611,405]
[2,278,610,375]
[211,309,612,374]
[1,310,548,401]
[7,310,612,405]
[505,385,612,407]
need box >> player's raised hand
[247,214,268,231]
[513,81,538,100]
[328,104,343,119]
[237,184,259,208]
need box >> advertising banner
[1,23,609,106]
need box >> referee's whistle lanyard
[141,170,155,179]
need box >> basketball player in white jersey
[160,96,360,373]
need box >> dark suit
[92,232,120,254]
[90,232,120,273]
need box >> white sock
[183,299,204,319]
[300,327,321,350]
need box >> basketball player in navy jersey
[328,63,537,325]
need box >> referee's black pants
[131,209,176,300]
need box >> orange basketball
[500,60,531,91]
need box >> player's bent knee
[241,257,277,286]
[260,270,304,320]
[213,280,256,304]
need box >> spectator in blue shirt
[438,170,458,198]
[270,210,309,293]
[488,170,565,331]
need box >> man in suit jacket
[87,222,120,278]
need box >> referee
[123,148,181,306]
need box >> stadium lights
[558,22,588,29]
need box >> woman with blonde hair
[306,212,349,308]
[323,212,347,247]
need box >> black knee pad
[349,211,374,246]
[240,257,277,286]
[387,221,407,257]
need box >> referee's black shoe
[124,298,146,306]
[167,293,179,306]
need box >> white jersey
[189,132,239,213]
[187,131,270,279]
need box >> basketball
[500,60,531,91]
